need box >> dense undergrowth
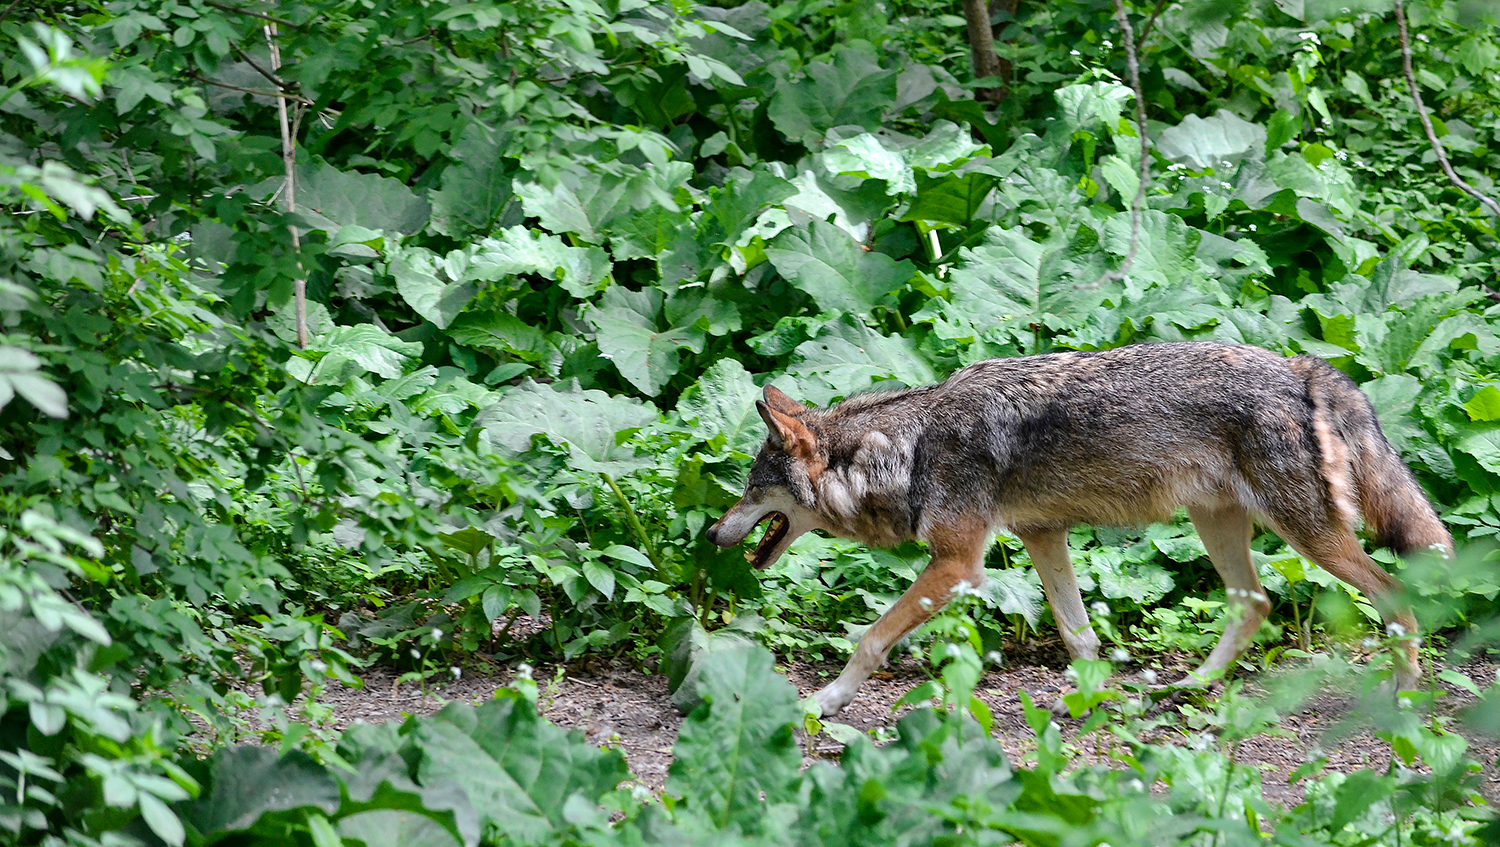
[4,0,1500,843]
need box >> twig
[204,1,296,28]
[1135,0,1171,46]
[189,72,312,106]
[265,23,309,349]
[1394,0,1500,222]
[0,0,23,29]
[1086,0,1150,289]
[232,44,287,89]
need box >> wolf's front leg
[814,520,989,716]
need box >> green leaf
[139,793,184,847]
[412,696,629,844]
[581,560,615,600]
[387,243,478,330]
[337,810,462,847]
[765,219,915,320]
[293,158,431,235]
[980,568,1043,625]
[289,325,424,384]
[0,347,67,419]
[789,315,937,395]
[188,748,340,837]
[1156,109,1267,171]
[478,379,657,475]
[768,51,898,147]
[1467,386,1500,422]
[585,286,724,395]
[666,645,801,831]
[468,227,612,300]
[429,122,514,238]
[676,360,805,457]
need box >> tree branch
[232,44,288,90]
[1394,0,1500,221]
[1087,0,1150,290]
[189,72,312,106]
[265,23,309,349]
[204,1,296,28]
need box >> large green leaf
[1155,109,1266,171]
[387,242,478,330]
[188,747,340,838]
[666,646,802,831]
[765,219,915,320]
[585,285,737,395]
[413,695,629,846]
[676,360,805,457]
[294,158,431,235]
[789,316,937,396]
[469,227,612,300]
[286,325,424,384]
[479,379,658,474]
[767,50,898,147]
[428,122,514,238]
[0,346,67,419]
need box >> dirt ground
[309,634,1500,809]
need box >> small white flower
[1102,40,1113,48]
[1070,49,1081,56]
[1091,601,1110,617]
[1298,31,1319,42]
[1128,779,1145,792]
[1142,669,1159,685]
[1398,696,1413,710]
[432,628,444,642]
[410,648,421,659]
[310,659,327,673]
[1220,181,1232,189]
[451,666,462,679]
[944,643,962,660]
[910,644,923,658]
[919,596,934,610]
[986,650,1004,665]
[1417,33,1429,43]
[517,662,534,680]
[1248,224,1257,231]
[1335,149,1348,160]
[1065,667,1079,682]
[1387,622,1407,637]
[1048,720,1061,733]
[1111,647,1130,663]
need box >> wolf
[706,342,1452,716]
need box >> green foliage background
[3,0,1500,843]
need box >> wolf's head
[705,385,825,569]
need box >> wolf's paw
[813,683,856,717]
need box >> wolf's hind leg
[1017,529,1099,663]
[1283,526,1421,690]
[813,515,990,717]
[1185,504,1271,684]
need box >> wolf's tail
[1292,355,1454,557]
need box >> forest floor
[304,628,1500,810]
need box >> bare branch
[232,44,288,90]
[204,1,296,28]
[1135,0,1171,46]
[265,23,309,349]
[189,72,312,106]
[1086,0,1151,290]
[1394,0,1500,222]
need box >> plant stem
[601,473,658,567]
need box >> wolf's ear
[756,400,816,456]
[762,384,807,415]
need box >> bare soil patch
[306,640,1500,808]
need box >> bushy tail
[1294,356,1454,557]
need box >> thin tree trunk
[964,0,1005,105]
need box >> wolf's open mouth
[747,512,789,568]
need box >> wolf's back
[1289,355,1453,557]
